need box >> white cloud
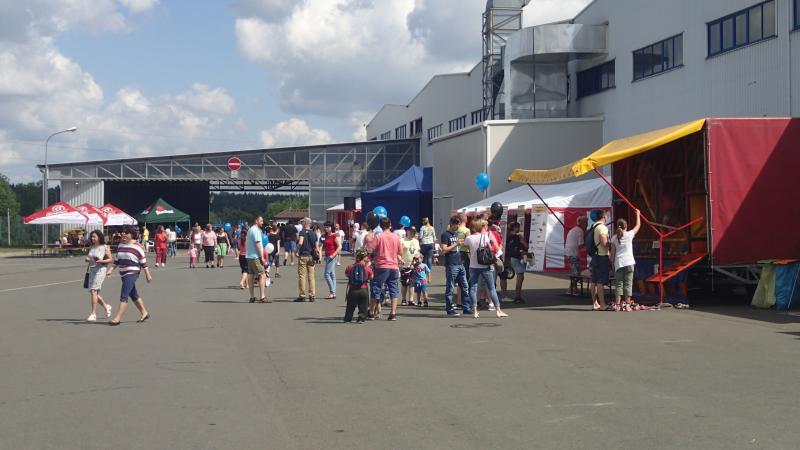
[118,0,160,15]
[259,118,334,148]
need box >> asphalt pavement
[1,253,799,450]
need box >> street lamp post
[42,127,77,249]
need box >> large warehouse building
[367,0,800,231]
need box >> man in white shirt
[166,227,177,257]
[564,216,588,295]
[335,223,346,265]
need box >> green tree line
[0,175,61,247]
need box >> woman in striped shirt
[107,226,152,325]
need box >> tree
[0,173,20,215]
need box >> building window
[448,115,467,133]
[379,131,391,140]
[471,109,486,125]
[795,0,800,29]
[577,60,615,98]
[427,124,443,142]
[409,118,423,137]
[395,125,407,139]
[633,34,683,81]
[708,0,776,57]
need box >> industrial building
[367,0,800,231]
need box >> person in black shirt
[267,225,282,279]
[440,216,466,316]
[500,221,529,304]
[283,220,298,266]
[295,218,319,302]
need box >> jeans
[445,264,469,313]
[324,256,336,295]
[167,241,177,257]
[469,267,501,310]
[420,244,434,269]
[344,287,369,321]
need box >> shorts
[371,267,399,300]
[239,255,248,273]
[215,243,228,256]
[414,284,428,293]
[247,258,265,276]
[284,240,297,253]
[119,273,140,303]
[510,257,526,274]
[590,255,611,285]
[568,256,581,276]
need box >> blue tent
[361,166,432,228]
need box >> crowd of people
[78,206,640,324]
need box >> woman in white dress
[85,230,113,322]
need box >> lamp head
[66,127,77,132]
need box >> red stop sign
[227,157,242,171]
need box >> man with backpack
[587,210,610,310]
[344,249,373,323]
[295,218,320,302]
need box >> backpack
[476,233,495,266]
[348,263,367,287]
[585,223,600,257]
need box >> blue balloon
[400,215,411,228]
[175,226,182,234]
[262,236,269,247]
[224,222,232,232]
[373,206,388,218]
[475,172,491,192]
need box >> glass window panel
[633,50,645,80]
[735,12,747,46]
[796,0,800,29]
[674,34,683,66]
[763,0,776,37]
[722,18,734,50]
[651,43,663,73]
[750,6,763,41]
[664,38,673,69]
[644,46,654,76]
[608,63,615,87]
[710,23,721,54]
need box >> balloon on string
[475,172,490,191]
[365,211,380,229]
[373,206,388,218]
[262,236,269,247]
[399,215,411,228]
[265,243,275,254]
[490,202,504,219]
[224,222,232,232]
[175,226,182,234]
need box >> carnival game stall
[508,118,800,305]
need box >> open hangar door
[105,181,210,227]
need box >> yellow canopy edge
[508,118,707,185]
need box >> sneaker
[387,314,397,321]
[86,313,97,322]
[309,296,316,302]
[293,297,306,302]
[104,304,113,318]
[356,318,365,324]
[401,299,408,306]
[423,301,429,307]
[488,304,496,311]
[447,310,460,316]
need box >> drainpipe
[482,122,490,200]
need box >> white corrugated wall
[60,180,104,235]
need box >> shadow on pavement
[38,318,108,325]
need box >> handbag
[476,233,495,266]
[83,268,90,289]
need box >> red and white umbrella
[23,202,89,225]
[97,203,138,226]
[74,203,107,225]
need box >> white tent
[457,178,611,272]
[74,204,106,225]
[97,204,138,226]
[23,202,90,226]
[458,177,611,212]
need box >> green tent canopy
[136,198,190,224]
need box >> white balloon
[265,243,275,254]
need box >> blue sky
[0,0,588,182]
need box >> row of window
[395,125,406,139]
[427,124,443,141]
[578,0,782,98]
[448,115,467,133]
[379,131,391,140]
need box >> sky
[0,0,591,182]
